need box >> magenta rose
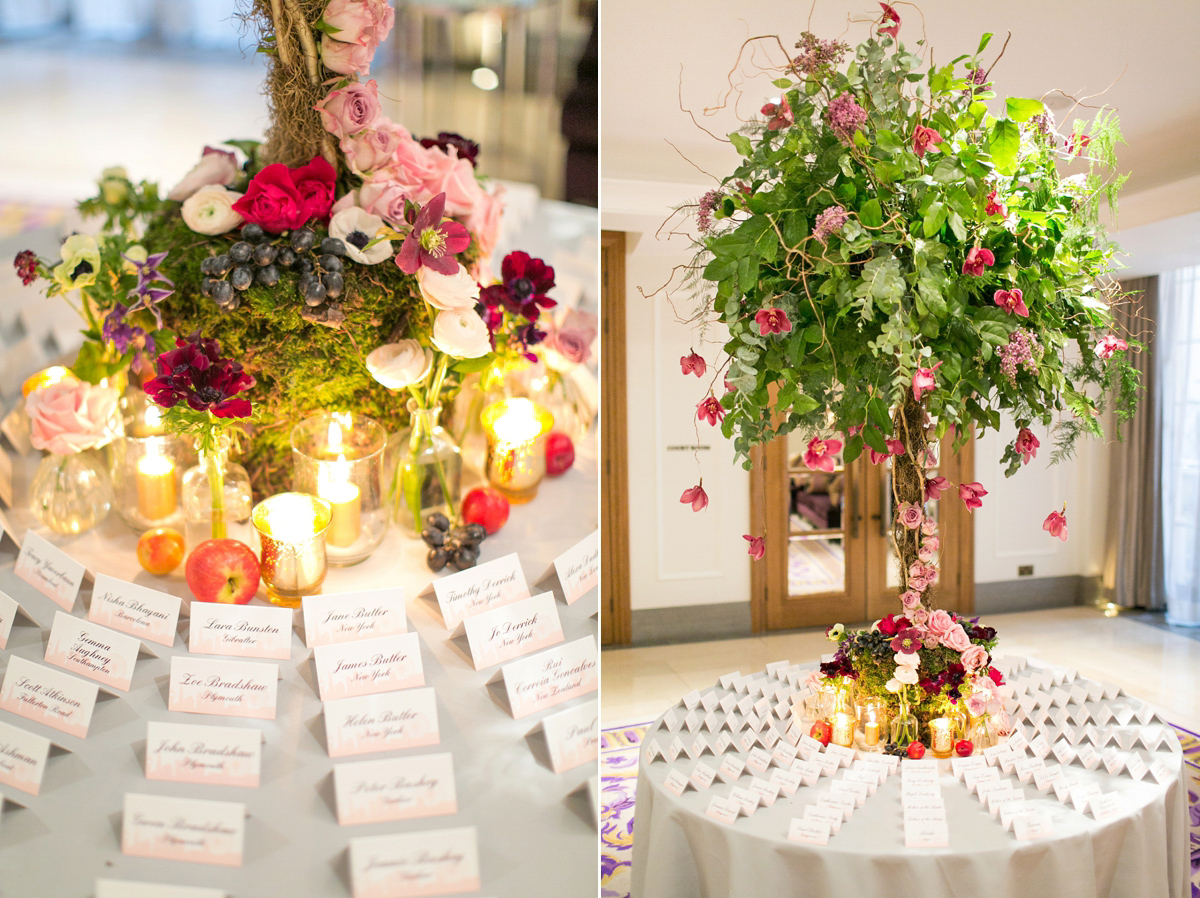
[231,163,307,233]
[941,623,971,652]
[343,124,403,176]
[321,32,375,77]
[960,644,989,673]
[28,381,118,454]
[289,155,337,223]
[926,609,954,639]
[167,146,239,202]
[324,0,395,49]
[315,80,382,140]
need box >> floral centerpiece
[677,5,1140,754]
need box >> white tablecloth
[632,661,1190,898]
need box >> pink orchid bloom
[958,481,988,511]
[1066,133,1091,156]
[877,2,901,38]
[696,396,725,426]
[761,97,793,131]
[911,125,943,159]
[1015,427,1040,464]
[1097,333,1129,359]
[846,424,863,438]
[985,189,1006,217]
[680,483,708,512]
[886,438,906,456]
[912,360,943,400]
[680,351,706,377]
[744,534,766,560]
[924,475,950,502]
[1043,506,1068,541]
[994,288,1029,317]
[867,447,889,465]
[755,307,792,336]
[961,246,995,277]
[804,436,843,472]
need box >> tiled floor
[601,606,1200,731]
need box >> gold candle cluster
[135,450,176,521]
[480,398,554,503]
[252,493,332,607]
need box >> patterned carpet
[600,720,1200,898]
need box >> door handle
[848,482,859,539]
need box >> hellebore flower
[696,396,725,426]
[962,246,995,277]
[480,249,557,321]
[396,192,471,276]
[761,97,793,131]
[755,307,792,336]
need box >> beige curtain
[1102,276,1163,608]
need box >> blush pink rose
[320,33,375,77]
[908,576,929,592]
[27,381,118,454]
[941,623,971,652]
[465,183,506,262]
[926,609,954,639]
[315,80,382,140]
[545,309,598,367]
[909,607,929,626]
[423,146,484,217]
[960,644,989,673]
[391,134,438,195]
[343,124,404,176]
[360,175,417,225]
[324,0,395,48]
[900,589,922,610]
[896,501,924,530]
[167,146,239,202]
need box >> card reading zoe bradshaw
[168,656,278,720]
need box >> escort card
[0,654,98,738]
[904,820,949,848]
[15,530,86,611]
[551,529,598,605]
[432,553,529,628]
[705,796,739,824]
[540,699,598,773]
[1088,792,1124,821]
[690,761,717,791]
[496,636,598,719]
[313,633,425,701]
[0,589,37,650]
[95,881,227,898]
[817,792,856,821]
[0,718,51,795]
[727,786,760,816]
[189,603,292,661]
[334,753,457,825]
[662,768,692,797]
[460,592,564,669]
[771,767,803,795]
[122,793,245,867]
[788,816,831,845]
[803,804,843,834]
[44,611,141,692]
[748,777,780,807]
[303,588,407,647]
[168,656,278,720]
[0,446,11,507]
[325,688,440,758]
[88,574,181,648]
[146,720,262,788]
[1013,811,1055,841]
[1150,758,1174,784]
[349,827,480,898]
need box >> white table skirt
[632,662,1190,898]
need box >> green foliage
[687,26,1139,470]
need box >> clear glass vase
[524,360,596,443]
[181,435,252,549]
[966,712,1001,751]
[29,451,112,535]
[890,694,921,747]
[389,404,462,537]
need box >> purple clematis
[396,193,471,276]
[124,250,175,328]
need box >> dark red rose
[232,164,307,233]
[288,155,337,223]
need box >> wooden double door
[751,431,975,631]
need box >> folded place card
[88,574,181,648]
[539,698,598,773]
[690,761,717,790]
[0,446,11,507]
[189,603,293,661]
[44,610,142,692]
[748,777,781,807]
[15,530,86,611]
[313,632,425,701]
[1012,811,1055,841]
[302,588,407,648]
[771,767,804,795]
[803,804,843,834]
[727,786,760,816]
[122,792,245,867]
[716,755,745,784]
[334,753,457,825]
[459,592,564,670]
[705,795,740,824]
[904,820,949,848]
[95,881,227,898]
[550,529,598,605]
[0,718,51,795]
[662,768,692,797]
[349,827,480,898]
[0,654,98,738]
[495,635,598,719]
[168,656,278,721]
[145,720,262,788]
[432,552,529,629]
[788,816,831,845]
[0,589,38,650]
[325,687,440,758]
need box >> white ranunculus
[431,309,492,359]
[181,185,244,236]
[366,340,432,390]
[417,264,480,311]
[329,206,392,265]
[894,664,919,686]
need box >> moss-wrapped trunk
[891,394,930,606]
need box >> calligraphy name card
[121,792,245,867]
[334,753,457,825]
[324,688,440,758]
[0,654,98,738]
[551,530,599,605]
[539,698,598,773]
[15,530,85,611]
[168,656,278,721]
[313,632,425,702]
[0,589,37,651]
[95,881,227,898]
[432,553,529,629]
[496,635,598,719]
[88,574,181,648]
[303,588,406,648]
[459,592,564,669]
[0,718,51,795]
[348,827,480,898]
[44,611,142,692]
[145,720,262,788]
[189,603,293,661]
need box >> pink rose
[900,590,921,610]
[423,146,483,217]
[917,547,935,563]
[896,501,923,530]
[323,0,394,49]
[909,607,929,626]
[923,635,939,649]
[360,175,417,225]
[27,381,118,455]
[926,609,954,639]
[965,690,990,716]
[923,535,940,552]
[315,80,382,140]
[921,519,938,537]
[546,309,598,366]
[908,576,929,592]
[320,33,375,77]
[167,146,239,202]
[960,644,988,673]
[992,710,1014,738]
[941,623,971,652]
[464,183,505,262]
[343,124,404,176]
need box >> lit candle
[863,711,880,747]
[132,401,165,438]
[136,452,176,521]
[481,398,554,503]
[319,462,361,548]
[831,711,855,748]
[930,717,953,758]
[252,493,332,607]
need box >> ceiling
[599,0,1200,271]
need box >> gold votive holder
[929,716,955,759]
[290,411,387,566]
[252,492,332,608]
[480,398,554,503]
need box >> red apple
[137,527,185,576]
[955,739,975,758]
[461,486,510,535]
[809,720,832,747]
[906,740,926,760]
[545,432,575,476]
[185,539,260,604]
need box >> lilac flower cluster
[825,93,867,143]
[813,205,850,245]
[697,189,722,234]
[1029,108,1057,139]
[997,329,1040,385]
[792,32,849,76]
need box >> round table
[631,659,1190,898]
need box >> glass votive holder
[252,492,332,608]
[108,434,192,531]
[290,411,387,566]
[480,398,554,503]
